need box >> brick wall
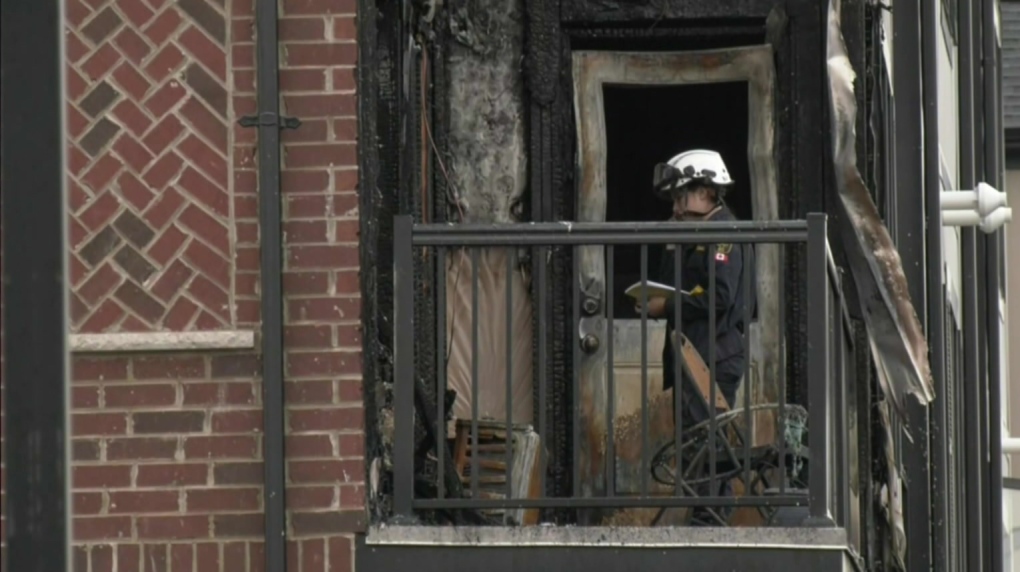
[0,0,363,570]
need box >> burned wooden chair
[648,333,810,526]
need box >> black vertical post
[252,0,287,566]
[2,1,70,571]
[393,216,415,518]
[805,213,834,526]
[894,1,933,568]
[958,0,984,568]
[921,1,949,570]
[982,0,1004,568]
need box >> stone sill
[70,331,256,354]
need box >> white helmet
[652,149,734,199]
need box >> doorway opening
[603,82,751,319]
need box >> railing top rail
[404,217,817,247]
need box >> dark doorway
[603,82,751,318]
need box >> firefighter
[634,149,756,525]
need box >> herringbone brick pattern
[66,0,234,332]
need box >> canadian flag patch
[715,252,729,263]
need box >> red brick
[213,514,263,538]
[144,545,169,572]
[286,486,334,510]
[290,510,364,534]
[73,516,133,541]
[332,192,359,216]
[152,260,195,303]
[134,355,206,379]
[287,460,362,484]
[74,492,104,514]
[69,143,92,176]
[283,272,330,295]
[109,490,180,513]
[142,114,185,153]
[211,410,262,433]
[73,357,129,380]
[186,488,261,512]
[179,167,230,217]
[111,98,153,137]
[287,245,359,270]
[287,298,360,324]
[333,16,356,40]
[284,143,356,168]
[196,543,220,572]
[289,407,362,432]
[225,384,258,406]
[184,436,258,459]
[138,515,211,539]
[223,543,247,571]
[82,43,123,81]
[78,192,120,233]
[171,544,194,572]
[329,536,353,572]
[179,26,227,80]
[212,462,262,485]
[337,380,362,403]
[117,171,157,210]
[235,195,259,219]
[286,350,361,377]
[333,220,359,242]
[66,29,91,62]
[286,434,333,458]
[279,68,326,92]
[73,386,102,408]
[282,119,329,144]
[302,538,326,572]
[231,43,254,68]
[281,170,330,193]
[73,412,128,435]
[68,104,90,138]
[337,434,364,458]
[277,17,325,40]
[147,224,188,266]
[144,4,182,45]
[180,97,229,153]
[282,220,327,244]
[179,204,229,254]
[332,67,356,91]
[113,133,157,172]
[164,296,201,329]
[107,437,179,460]
[283,94,354,118]
[144,79,188,117]
[184,239,231,288]
[281,0,355,15]
[146,44,186,83]
[339,484,366,509]
[114,27,153,65]
[283,325,332,349]
[333,118,357,143]
[188,275,230,321]
[80,299,127,332]
[179,135,228,186]
[285,380,334,404]
[112,62,153,100]
[143,151,185,190]
[82,156,126,196]
[74,465,132,488]
[89,544,115,571]
[104,384,177,407]
[211,354,260,378]
[335,272,360,295]
[118,545,142,572]
[182,383,219,405]
[136,463,209,487]
[133,410,206,433]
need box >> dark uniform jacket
[658,206,756,400]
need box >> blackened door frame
[527,0,828,509]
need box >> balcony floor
[358,525,860,572]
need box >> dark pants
[671,354,745,526]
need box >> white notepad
[624,280,690,300]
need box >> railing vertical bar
[537,246,549,498]
[778,243,787,495]
[806,213,833,525]
[471,247,480,497]
[709,243,718,494]
[742,243,752,489]
[436,247,447,499]
[572,245,582,498]
[640,244,650,498]
[505,247,515,504]
[606,245,616,498]
[673,244,684,497]
[393,215,415,518]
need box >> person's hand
[635,296,667,318]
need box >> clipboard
[624,280,691,301]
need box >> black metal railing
[392,213,851,528]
